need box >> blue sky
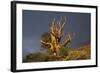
[22,10,91,59]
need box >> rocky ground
[23,44,91,63]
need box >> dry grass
[23,44,91,63]
[65,45,91,60]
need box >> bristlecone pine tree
[41,17,72,56]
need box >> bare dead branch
[62,33,71,47]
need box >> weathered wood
[41,17,72,56]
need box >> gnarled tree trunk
[41,17,72,56]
